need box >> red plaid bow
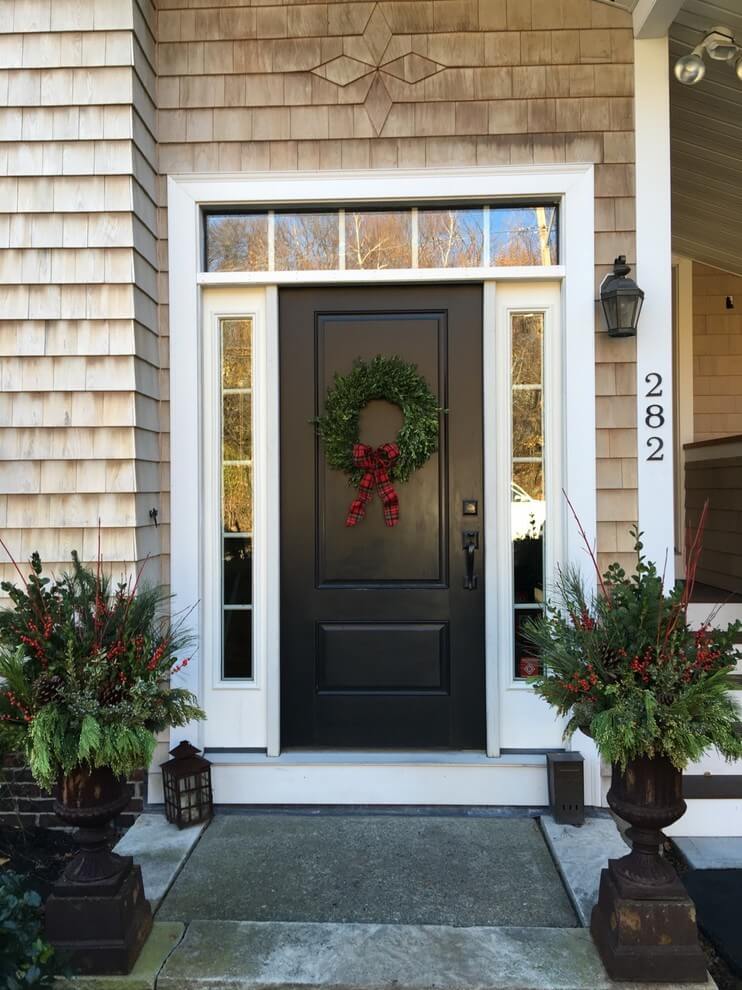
[345,443,400,528]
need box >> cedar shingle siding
[0,3,638,614]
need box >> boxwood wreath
[315,355,440,528]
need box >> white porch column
[634,38,675,585]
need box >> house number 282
[644,372,664,461]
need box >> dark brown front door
[280,285,485,749]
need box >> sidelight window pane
[223,393,252,463]
[344,210,412,270]
[224,536,252,606]
[514,608,543,679]
[417,208,484,268]
[221,316,253,679]
[274,212,339,270]
[491,206,558,266]
[511,311,545,679]
[206,214,269,272]
[222,319,252,388]
[223,609,253,680]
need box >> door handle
[462,530,479,590]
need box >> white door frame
[167,165,596,765]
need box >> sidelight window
[221,317,254,680]
[204,204,558,273]
[511,311,545,679]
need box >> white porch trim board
[635,38,676,587]
[166,165,597,806]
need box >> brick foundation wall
[0,754,144,831]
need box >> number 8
[645,404,664,429]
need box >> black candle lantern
[600,255,644,338]
[161,740,213,829]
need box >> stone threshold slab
[157,920,716,990]
[539,814,629,927]
[113,813,207,910]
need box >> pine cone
[34,673,64,705]
[98,680,122,706]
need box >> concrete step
[156,920,715,990]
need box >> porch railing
[684,435,742,597]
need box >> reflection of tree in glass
[222,320,252,389]
[513,461,544,501]
[223,466,252,534]
[511,313,543,385]
[274,213,338,270]
[512,390,543,459]
[207,215,269,272]
[345,211,411,269]
[491,207,557,266]
[418,209,483,268]
[222,393,251,462]
[418,210,484,268]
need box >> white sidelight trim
[632,0,685,39]
[168,177,203,751]
[167,165,596,777]
[634,39,676,585]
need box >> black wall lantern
[600,255,644,338]
[161,740,213,829]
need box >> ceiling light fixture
[674,25,742,86]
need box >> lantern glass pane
[601,292,618,331]
[617,292,638,330]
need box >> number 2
[646,437,664,461]
[645,372,663,397]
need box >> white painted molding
[167,176,203,751]
[167,164,596,768]
[635,39,676,585]
[633,0,684,38]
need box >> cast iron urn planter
[590,755,706,983]
[45,765,152,975]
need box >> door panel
[280,285,484,749]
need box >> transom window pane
[418,208,484,268]
[206,214,269,272]
[274,212,339,270]
[345,210,412,270]
[221,317,253,680]
[204,204,558,272]
[511,311,545,680]
[491,206,558,267]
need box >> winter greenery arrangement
[0,548,204,791]
[525,506,742,771]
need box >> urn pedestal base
[591,756,708,984]
[45,860,153,975]
[591,863,707,983]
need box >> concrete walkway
[158,813,577,928]
[63,811,716,989]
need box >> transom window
[205,204,558,273]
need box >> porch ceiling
[670,1,742,275]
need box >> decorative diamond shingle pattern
[383,53,443,84]
[314,55,375,87]
[310,1,445,136]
